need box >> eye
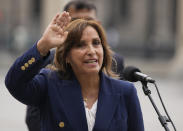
[93,39,101,46]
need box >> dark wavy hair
[53,19,118,79]
[63,0,97,13]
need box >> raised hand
[37,11,71,56]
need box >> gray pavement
[0,52,183,131]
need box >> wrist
[37,38,50,56]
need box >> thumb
[59,31,68,46]
[63,31,68,42]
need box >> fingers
[52,24,60,32]
[51,13,60,25]
[55,11,71,28]
[63,12,71,27]
[51,11,71,28]
[48,12,70,45]
[52,24,67,38]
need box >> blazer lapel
[93,73,120,131]
[57,73,119,131]
[59,78,88,131]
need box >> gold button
[31,57,35,62]
[28,60,32,64]
[21,66,25,71]
[59,122,64,128]
[24,63,29,68]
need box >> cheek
[69,50,84,64]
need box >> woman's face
[67,26,104,76]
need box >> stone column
[170,0,183,76]
[40,0,70,32]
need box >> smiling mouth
[84,59,97,63]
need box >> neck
[76,73,100,100]
[77,73,100,88]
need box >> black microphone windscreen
[123,66,141,82]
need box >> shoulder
[110,77,135,90]
[106,77,140,109]
[106,76,137,96]
[38,68,60,80]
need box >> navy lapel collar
[93,73,120,131]
[59,77,88,130]
[58,72,119,131]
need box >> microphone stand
[141,81,170,131]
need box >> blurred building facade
[0,0,183,75]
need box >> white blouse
[84,100,98,131]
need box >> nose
[87,45,96,55]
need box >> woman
[5,12,144,131]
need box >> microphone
[123,66,155,83]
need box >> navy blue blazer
[5,44,144,131]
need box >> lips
[84,59,97,63]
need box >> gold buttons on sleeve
[28,60,32,65]
[59,122,64,128]
[21,66,26,71]
[24,63,29,68]
[20,57,36,71]
[31,57,35,62]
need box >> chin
[84,69,100,75]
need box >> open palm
[40,11,71,50]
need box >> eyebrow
[80,37,100,41]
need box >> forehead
[81,26,100,40]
